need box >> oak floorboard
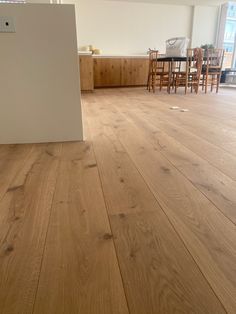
[33,141,129,314]
[107,91,236,181]
[1,87,236,313]
[162,93,236,121]
[140,97,236,153]
[101,88,236,154]
[0,144,33,202]
[82,89,236,313]
[118,108,236,225]
[0,143,61,314]
[84,102,226,314]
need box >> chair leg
[196,77,200,94]
[147,74,150,91]
[216,74,220,93]
[159,76,162,91]
[174,74,177,93]
[152,73,156,93]
[174,78,177,94]
[211,75,214,92]
[202,75,205,91]
[148,73,152,92]
[205,72,208,94]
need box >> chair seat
[174,72,198,78]
[202,65,221,74]
[150,71,169,75]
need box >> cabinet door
[79,55,94,91]
[121,58,149,86]
[94,58,122,87]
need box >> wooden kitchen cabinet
[121,58,149,86]
[93,56,149,88]
[94,58,122,87]
[79,54,94,91]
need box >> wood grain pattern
[83,90,236,313]
[84,103,226,313]
[0,144,33,202]
[1,87,236,313]
[94,58,122,87]
[0,143,61,314]
[103,89,236,180]
[33,142,129,314]
[122,108,236,225]
[121,58,149,86]
[93,57,149,87]
[79,55,94,91]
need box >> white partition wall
[0,4,83,144]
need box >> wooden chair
[173,48,203,94]
[201,48,225,93]
[147,50,169,93]
[147,49,158,92]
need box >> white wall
[62,0,220,54]
[191,5,219,47]
[63,0,193,54]
[0,4,83,144]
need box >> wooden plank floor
[0,88,236,313]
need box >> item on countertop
[93,49,102,55]
[80,45,90,51]
[166,37,190,57]
[89,45,94,51]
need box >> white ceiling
[108,0,234,6]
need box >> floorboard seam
[31,143,63,314]
[85,116,132,314]
[138,99,236,159]
[122,108,236,226]
[106,102,229,313]
[115,135,228,314]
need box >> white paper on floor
[170,106,180,110]
[180,109,189,112]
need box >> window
[228,4,236,18]
[224,43,234,52]
[222,2,236,68]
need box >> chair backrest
[148,50,169,73]
[148,49,159,73]
[186,48,204,78]
[205,48,225,69]
[148,49,159,63]
[156,53,169,73]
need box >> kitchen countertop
[78,51,93,56]
[78,51,150,58]
[92,54,149,59]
